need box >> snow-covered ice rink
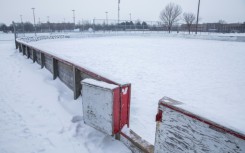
[29,35,245,143]
[1,33,245,152]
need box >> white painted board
[154,104,245,153]
[82,79,119,135]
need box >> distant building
[180,22,245,33]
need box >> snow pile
[17,35,70,43]
[0,38,131,153]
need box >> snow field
[0,39,131,153]
[29,36,245,144]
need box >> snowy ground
[0,35,131,153]
[28,35,245,144]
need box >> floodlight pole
[20,15,25,34]
[195,0,200,34]
[72,10,75,30]
[47,16,51,33]
[105,11,108,25]
[31,8,36,36]
[129,13,132,30]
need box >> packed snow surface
[0,34,131,153]
[29,35,245,144]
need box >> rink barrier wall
[16,36,245,153]
[16,37,154,153]
[154,97,245,153]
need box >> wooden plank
[27,47,30,59]
[40,53,45,68]
[52,58,58,80]
[73,66,81,99]
[32,49,36,63]
[120,129,154,153]
[22,45,25,56]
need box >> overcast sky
[1,0,245,25]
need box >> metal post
[32,8,37,36]
[195,0,200,34]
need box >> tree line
[1,3,245,34]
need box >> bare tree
[183,13,196,34]
[159,3,182,33]
[217,20,226,33]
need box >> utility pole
[31,8,36,36]
[72,10,75,30]
[20,15,25,34]
[195,0,200,34]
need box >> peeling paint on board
[154,97,245,153]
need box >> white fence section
[154,97,245,153]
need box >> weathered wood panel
[44,54,53,73]
[29,48,33,60]
[36,51,41,65]
[57,61,74,90]
[52,58,58,80]
[40,53,45,68]
[81,72,94,80]
[73,67,81,99]
[22,45,26,56]
[32,49,36,63]
[26,47,30,59]
[154,97,245,153]
[82,79,119,136]
[121,129,154,153]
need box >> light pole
[129,13,132,30]
[20,15,25,34]
[195,0,200,34]
[47,16,51,33]
[105,11,108,25]
[63,18,66,32]
[31,8,36,36]
[72,10,75,30]
[118,0,120,30]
